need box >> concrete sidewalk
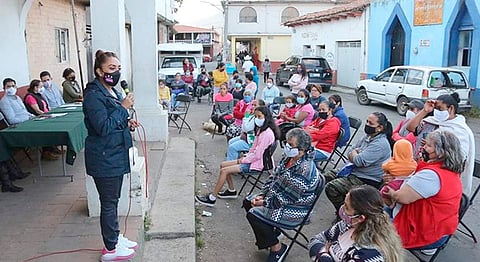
[0,140,165,262]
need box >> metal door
[336,41,362,88]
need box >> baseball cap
[406,99,424,110]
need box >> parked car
[203,54,212,62]
[355,65,474,115]
[275,55,333,92]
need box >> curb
[143,137,196,261]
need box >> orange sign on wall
[414,0,444,26]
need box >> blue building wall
[367,0,480,106]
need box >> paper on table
[49,113,68,117]
[59,103,82,108]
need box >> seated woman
[61,68,83,103]
[325,112,393,212]
[328,95,350,147]
[196,106,279,206]
[170,72,188,110]
[309,185,403,261]
[211,83,234,134]
[244,128,319,260]
[24,79,50,115]
[385,130,463,252]
[231,79,244,101]
[308,84,326,111]
[226,99,265,161]
[278,89,315,142]
[225,90,253,140]
[304,101,340,163]
[404,93,475,195]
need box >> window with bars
[239,7,257,23]
[55,28,69,63]
[457,30,472,66]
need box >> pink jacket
[241,127,275,171]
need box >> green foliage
[462,106,480,119]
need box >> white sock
[228,188,236,192]
[209,194,216,201]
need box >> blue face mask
[297,97,306,105]
[283,143,299,157]
[235,83,242,89]
[244,95,252,103]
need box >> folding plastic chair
[332,116,362,169]
[168,94,192,134]
[238,141,277,196]
[317,128,345,172]
[275,173,326,260]
[271,96,285,116]
[408,193,470,262]
[457,159,480,243]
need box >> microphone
[120,80,129,94]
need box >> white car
[355,66,474,115]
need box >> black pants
[211,114,230,132]
[246,212,279,250]
[264,72,270,83]
[93,175,124,251]
[0,161,11,186]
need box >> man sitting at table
[39,71,65,109]
[0,78,59,160]
[0,78,33,125]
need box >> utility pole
[222,0,229,63]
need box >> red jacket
[233,100,253,125]
[392,119,417,145]
[394,161,462,248]
[306,117,340,153]
[183,63,194,73]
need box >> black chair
[457,159,480,243]
[168,94,192,134]
[332,117,362,169]
[275,173,326,260]
[317,128,345,173]
[408,193,470,262]
[271,96,285,116]
[238,141,277,196]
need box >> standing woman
[212,62,229,96]
[288,63,308,96]
[183,58,194,74]
[62,68,83,103]
[83,50,139,261]
[262,58,271,83]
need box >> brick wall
[25,0,88,90]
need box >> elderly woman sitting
[385,129,464,252]
[244,128,320,261]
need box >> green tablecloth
[0,105,87,164]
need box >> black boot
[2,183,23,193]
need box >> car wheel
[396,96,409,115]
[356,88,371,105]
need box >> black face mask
[318,112,328,120]
[364,124,377,135]
[421,149,431,162]
[103,70,121,86]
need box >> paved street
[170,72,480,262]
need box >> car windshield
[302,59,328,69]
[161,57,197,69]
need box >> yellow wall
[260,35,291,62]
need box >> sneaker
[421,248,437,256]
[101,244,135,261]
[267,243,287,262]
[217,189,238,199]
[118,234,138,251]
[195,194,216,207]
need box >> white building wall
[157,0,175,21]
[0,0,32,86]
[290,14,367,72]
[227,3,333,36]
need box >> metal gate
[336,41,362,88]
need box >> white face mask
[38,86,45,94]
[266,83,273,88]
[283,144,299,158]
[6,87,16,96]
[285,102,294,108]
[254,118,265,127]
[405,110,415,120]
[433,109,450,122]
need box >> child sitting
[157,79,171,110]
[380,139,417,204]
[275,95,297,125]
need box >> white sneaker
[101,244,135,261]
[420,248,437,256]
[118,234,139,250]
